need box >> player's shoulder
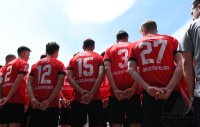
[115,42,132,47]
[0,66,5,73]
[12,58,28,67]
[107,42,131,52]
[157,34,177,41]
[50,58,64,67]
[132,38,143,48]
[91,51,102,58]
[189,18,200,29]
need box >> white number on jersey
[118,49,128,69]
[139,40,167,65]
[36,64,51,84]
[77,57,94,77]
[4,65,12,82]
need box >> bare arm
[6,74,24,101]
[157,52,183,99]
[166,52,183,90]
[104,61,118,91]
[128,60,161,98]
[90,65,104,95]
[40,74,65,110]
[26,76,35,100]
[0,74,24,106]
[47,74,65,103]
[59,90,65,100]
[27,76,41,109]
[67,70,88,95]
[182,52,194,98]
[128,60,149,91]
[81,65,105,104]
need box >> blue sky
[0,0,193,66]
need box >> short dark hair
[101,51,105,57]
[17,46,31,55]
[0,65,3,69]
[83,39,95,49]
[116,30,129,40]
[193,0,200,5]
[40,54,47,59]
[46,42,60,55]
[193,0,200,8]
[5,54,16,62]
[141,20,157,32]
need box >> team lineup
[0,0,200,127]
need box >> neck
[85,49,93,52]
[84,47,93,52]
[47,54,54,58]
[18,56,27,62]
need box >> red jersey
[0,67,4,76]
[2,58,29,104]
[30,57,66,107]
[100,75,110,99]
[67,51,103,100]
[0,66,5,83]
[104,42,140,94]
[129,34,181,91]
[62,79,74,101]
[24,74,29,110]
[0,66,5,98]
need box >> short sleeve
[99,55,104,66]
[103,47,111,62]
[172,37,179,54]
[67,59,73,70]
[178,26,194,52]
[29,64,35,76]
[19,62,29,75]
[128,43,137,61]
[58,62,66,76]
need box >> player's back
[30,57,65,101]
[132,34,178,87]
[2,58,29,103]
[104,42,134,90]
[69,51,103,90]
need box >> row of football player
[0,20,192,127]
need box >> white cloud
[66,0,136,24]
[172,19,191,42]
[0,0,58,65]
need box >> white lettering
[143,66,169,72]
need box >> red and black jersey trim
[103,58,111,62]
[67,67,73,70]
[58,71,66,76]
[128,57,137,61]
[99,62,104,66]
[174,50,181,54]
[29,73,34,76]
[18,71,27,75]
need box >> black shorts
[70,99,106,127]
[107,95,141,124]
[22,107,31,127]
[193,97,200,127]
[0,103,24,124]
[142,91,180,127]
[28,107,59,127]
[59,107,72,125]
